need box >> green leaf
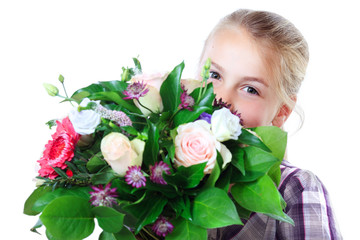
[192,187,243,228]
[215,166,232,192]
[99,80,128,92]
[92,206,125,233]
[91,168,118,185]
[40,196,95,240]
[231,148,245,175]
[89,92,140,113]
[231,175,294,225]
[123,192,168,234]
[203,159,220,189]
[231,146,279,182]
[32,187,91,213]
[160,61,184,113]
[99,228,136,240]
[30,218,43,234]
[71,83,105,103]
[237,129,271,152]
[252,126,287,160]
[133,57,142,73]
[163,162,206,189]
[145,181,179,198]
[143,121,160,167]
[24,186,52,216]
[87,153,106,173]
[190,83,215,108]
[173,105,211,127]
[110,179,135,201]
[167,217,207,240]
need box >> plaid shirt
[208,161,342,240]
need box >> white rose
[211,108,242,142]
[69,98,101,135]
[101,132,145,177]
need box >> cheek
[233,101,273,128]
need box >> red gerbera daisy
[38,117,79,179]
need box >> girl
[199,9,342,239]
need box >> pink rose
[174,120,232,174]
[38,117,80,179]
[101,132,145,177]
[174,121,216,174]
[130,72,168,116]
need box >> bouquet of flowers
[24,58,293,240]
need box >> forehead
[203,28,274,82]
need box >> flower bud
[43,83,59,96]
[58,74,64,83]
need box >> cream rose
[180,78,203,93]
[131,72,168,116]
[174,120,231,174]
[100,132,145,177]
[211,108,242,142]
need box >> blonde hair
[200,9,309,127]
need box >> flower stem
[142,227,159,240]
[61,82,74,106]
[135,99,155,115]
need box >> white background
[1,0,359,239]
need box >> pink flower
[152,216,174,237]
[38,117,79,179]
[174,120,219,174]
[125,165,146,188]
[89,183,118,207]
[150,161,171,185]
[174,120,232,174]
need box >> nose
[213,84,233,110]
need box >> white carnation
[69,98,101,135]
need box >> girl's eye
[242,86,259,95]
[209,71,221,80]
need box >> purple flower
[150,161,171,185]
[89,183,118,207]
[123,81,149,100]
[179,85,195,110]
[125,165,146,188]
[152,216,174,237]
[197,112,212,124]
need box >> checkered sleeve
[207,162,342,240]
[276,165,342,240]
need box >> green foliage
[160,61,184,113]
[123,192,168,234]
[163,162,206,189]
[192,187,243,228]
[40,196,95,240]
[167,218,207,240]
[92,206,125,233]
[231,175,294,225]
[24,186,52,216]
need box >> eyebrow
[211,61,269,87]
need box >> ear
[272,97,296,128]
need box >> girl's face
[200,28,289,128]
